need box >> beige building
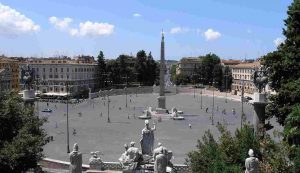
[0,57,20,91]
[0,68,12,93]
[231,61,260,95]
[20,57,97,97]
[176,57,201,76]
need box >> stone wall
[40,158,190,173]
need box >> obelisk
[158,30,166,109]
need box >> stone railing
[40,158,190,173]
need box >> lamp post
[211,79,215,125]
[107,89,112,123]
[125,86,127,108]
[225,75,227,103]
[241,76,245,129]
[66,83,70,153]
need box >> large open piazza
[41,90,280,164]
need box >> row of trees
[172,53,233,91]
[96,50,159,89]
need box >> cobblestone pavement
[40,92,282,164]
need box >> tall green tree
[0,91,47,172]
[96,51,106,89]
[198,53,221,85]
[223,66,233,92]
[263,0,300,125]
[146,52,158,85]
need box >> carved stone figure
[154,148,167,173]
[69,143,82,173]
[153,143,167,161]
[21,64,34,90]
[140,120,156,155]
[251,65,269,93]
[89,151,103,170]
[124,141,142,171]
[245,149,259,173]
[119,144,129,167]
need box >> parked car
[245,96,253,100]
[195,84,205,88]
[42,108,52,113]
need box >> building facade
[0,57,20,91]
[231,61,260,95]
[20,57,97,97]
[0,68,12,93]
[176,57,202,76]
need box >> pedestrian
[206,107,209,113]
[55,121,58,128]
[189,123,192,129]
[47,102,49,107]
[100,112,102,117]
[130,99,131,103]
[216,106,219,112]
[232,108,236,115]
[55,105,57,109]
[128,115,130,119]
[73,129,77,136]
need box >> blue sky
[0,0,292,60]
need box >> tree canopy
[263,0,300,125]
[0,91,47,172]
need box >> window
[43,68,45,72]
[75,68,77,72]
[61,68,63,72]
[49,75,53,78]
[67,68,69,72]
[67,75,69,79]
[54,75,58,78]
[61,75,63,78]
[50,68,52,72]
[37,68,39,72]
[55,68,58,72]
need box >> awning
[43,92,68,96]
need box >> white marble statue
[140,120,156,155]
[245,149,259,173]
[154,147,167,173]
[69,143,82,173]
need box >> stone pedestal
[157,96,166,109]
[23,89,35,105]
[252,93,268,136]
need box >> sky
[0,0,292,60]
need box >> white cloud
[49,16,72,31]
[274,37,284,47]
[133,13,141,17]
[77,21,114,37]
[0,3,40,37]
[203,28,221,41]
[49,16,114,37]
[170,27,189,34]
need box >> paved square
[40,92,280,164]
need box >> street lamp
[240,76,245,129]
[211,79,215,125]
[125,87,127,108]
[107,89,113,123]
[66,82,70,153]
[200,77,204,109]
[225,74,228,103]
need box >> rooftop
[231,61,260,68]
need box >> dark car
[42,108,52,113]
[245,96,253,100]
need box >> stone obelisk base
[157,96,166,109]
[252,92,267,137]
